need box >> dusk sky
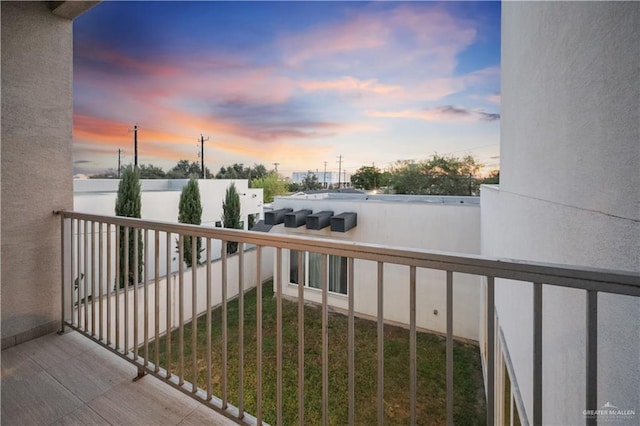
[73,1,501,177]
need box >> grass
[150,281,486,425]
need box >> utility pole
[343,169,347,187]
[337,155,343,188]
[128,124,139,168]
[323,161,328,189]
[117,149,122,178]
[273,162,280,174]
[199,134,209,179]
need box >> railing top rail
[57,210,640,296]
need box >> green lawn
[150,281,486,425]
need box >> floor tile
[16,332,91,370]
[89,374,199,425]
[50,405,111,426]
[1,345,44,379]
[47,345,134,403]
[0,371,83,425]
[1,331,233,426]
[179,405,239,426]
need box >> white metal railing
[58,211,640,426]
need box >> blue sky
[73,1,501,177]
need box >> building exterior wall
[272,196,482,341]
[1,2,76,347]
[483,2,640,424]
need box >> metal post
[533,283,543,426]
[586,290,598,426]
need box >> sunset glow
[73,1,501,176]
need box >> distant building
[291,170,351,188]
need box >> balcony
[3,211,636,425]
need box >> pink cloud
[279,13,390,67]
[278,4,477,75]
[299,76,402,95]
[488,93,501,104]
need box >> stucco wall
[272,196,482,340]
[72,247,274,352]
[73,179,263,279]
[1,2,75,347]
[484,2,640,424]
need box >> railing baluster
[69,219,77,330]
[238,242,245,417]
[143,229,149,366]
[533,282,543,426]
[322,253,329,426]
[191,235,198,393]
[447,271,454,426]
[154,230,160,372]
[106,224,111,346]
[91,221,96,336]
[178,233,184,385]
[297,250,304,425]
[586,290,598,426]
[206,238,212,400]
[256,245,263,425]
[115,225,120,351]
[222,241,228,409]
[60,215,66,333]
[377,261,384,426]
[124,226,129,354]
[276,247,283,426]
[348,257,355,425]
[166,231,172,378]
[84,220,89,331]
[77,219,82,328]
[69,218,75,329]
[486,276,495,426]
[133,226,139,360]
[99,222,104,341]
[409,266,417,425]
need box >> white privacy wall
[483,2,640,425]
[72,247,275,352]
[73,179,263,280]
[272,196,482,341]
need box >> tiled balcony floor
[1,331,236,425]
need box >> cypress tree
[177,177,203,267]
[115,165,143,289]
[222,182,241,254]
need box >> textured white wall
[1,2,75,346]
[484,2,640,424]
[272,196,482,340]
[73,247,274,352]
[73,179,263,281]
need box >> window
[289,251,348,295]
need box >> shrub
[222,182,241,254]
[115,165,143,288]
[177,177,203,267]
